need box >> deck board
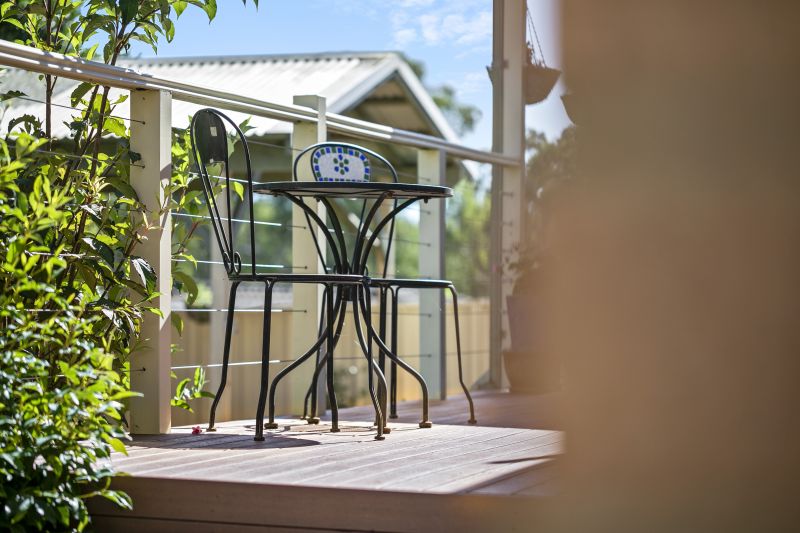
[91,391,563,532]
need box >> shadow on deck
[89,390,563,532]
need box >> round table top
[253,180,452,200]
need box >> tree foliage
[507,126,578,293]
[524,126,577,250]
[404,55,482,136]
[445,179,491,296]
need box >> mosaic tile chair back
[311,144,371,182]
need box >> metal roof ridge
[119,51,402,65]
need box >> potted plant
[502,127,577,393]
[503,247,561,393]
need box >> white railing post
[289,95,327,414]
[418,149,446,400]
[490,0,526,388]
[128,89,173,434]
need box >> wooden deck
[89,391,563,532]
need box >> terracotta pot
[503,350,561,394]
[505,292,561,393]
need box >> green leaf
[119,0,138,25]
[85,42,100,61]
[172,270,198,305]
[130,256,157,292]
[3,17,24,32]
[0,89,25,102]
[203,0,217,21]
[231,181,244,201]
[99,490,133,511]
[171,312,183,336]
[83,237,115,267]
[163,16,175,42]
[103,116,127,137]
[106,177,139,200]
[70,82,93,107]
[105,437,128,455]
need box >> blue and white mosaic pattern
[312,146,370,182]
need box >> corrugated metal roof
[0,51,458,141]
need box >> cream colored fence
[171,298,490,427]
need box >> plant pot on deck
[504,290,561,394]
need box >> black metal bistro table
[252,180,452,439]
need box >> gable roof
[0,51,460,141]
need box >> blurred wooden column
[290,95,327,415]
[545,2,800,531]
[128,89,172,434]
[489,0,526,388]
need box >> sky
[127,0,571,152]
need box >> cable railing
[170,350,489,372]
[14,94,144,124]
[0,40,519,168]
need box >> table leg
[353,285,386,440]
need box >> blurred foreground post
[548,2,800,531]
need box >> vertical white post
[418,149,446,400]
[490,0,526,387]
[290,95,327,414]
[129,89,173,434]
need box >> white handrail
[0,40,519,167]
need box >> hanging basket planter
[525,63,561,105]
[523,11,560,106]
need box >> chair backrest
[189,108,256,277]
[293,142,398,183]
[293,142,399,277]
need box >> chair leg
[367,287,389,434]
[448,285,476,424]
[353,285,385,440]
[377,287,388,427]
[325,285,340,433]
[254,281,274,441]
[389,287,399,419]
[208,281,241,432]
[266,290,340,429]
[357,289,429,428]
[303,289,327,424]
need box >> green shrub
[0,138,134,531]
[0,1,258,530]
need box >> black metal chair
[295,142,477,428]
[189,109,382,441]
